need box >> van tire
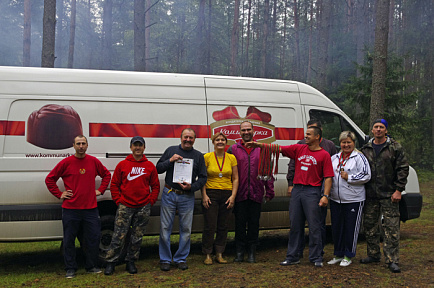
[99,214,129,265]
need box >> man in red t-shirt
[46,135,111,279]
[247,127,334,267]
[104,136,160,275]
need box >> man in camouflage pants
[104,136,160,275]
[360,119,409,273]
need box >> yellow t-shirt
[204,152,237,190]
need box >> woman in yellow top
[202,132,239,265]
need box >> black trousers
[62,208,101,271]
[234,199,262,248]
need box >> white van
[0,66,422,249]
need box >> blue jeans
[62,208,101,271]
[285,185,323,263]
[159,187,195,264]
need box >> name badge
[301,166,308,171]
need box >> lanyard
[338,152,350,171]
[214,152,226,173]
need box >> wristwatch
[321,194,329,199]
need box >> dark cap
[373,119,388,129]
[130,136,145,146]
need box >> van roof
[0,66,339,109]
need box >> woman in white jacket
[327,131,371,267]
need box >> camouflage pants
[106,203,151,263]
[363,198,400,264]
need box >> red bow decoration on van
[212,106,272,123]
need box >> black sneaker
[177,262,188,270]
[280,259,300,266]
[86,267,102,274]
[65,269,76,279]
[160,263,170,271]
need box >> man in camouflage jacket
[360,119,409,273]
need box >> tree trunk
[230,0,240,76]
[280,2,287,79]
[293,0,300,81]
[86,0,93,67]
[102,0,113,70]
[195,0,206,74]
[55,0,65,67]
[355,0,367,77]
[369,0,390,126]
[317,0,331,92]
[41,0,56,68]
[260,0,270,78]
[145,0,151,71]
[67,0,77,68]
[206,0,212,74]
[23,0,31,67]
[134,0,146,71]
[389,0,394,46]
[245,0,252,76]
[307,0,314,83]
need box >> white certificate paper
[173,158,194,184]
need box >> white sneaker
[340,258,352,267]
[327,257,343,265]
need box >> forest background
[0,0,432,169]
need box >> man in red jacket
[104,136,160,275]
[46,135,111,279]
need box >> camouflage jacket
[361,137,409,199]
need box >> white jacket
[330,150,371,203]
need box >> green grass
[1,172,433,287]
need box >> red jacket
[110,154,160,207]
[45,154,111,209]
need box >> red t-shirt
[110,154,160,207]
[45,154,111,209]
[281,144,334,187]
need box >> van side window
[309,110,363,149]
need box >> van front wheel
[99,214,115,264]
[99,214,129,265]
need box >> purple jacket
[229,141,274,203]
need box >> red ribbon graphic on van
[88,106,303,142]
[212,106,271,123]
[210,106,275,144]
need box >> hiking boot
[160,263,170,271]
[126,261,137,274]
[215,253,228,264]
[104,263,115,275]
[388,263,401,273]
[177,262,188,270]
[204,254,213,265]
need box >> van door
[204,77,304,230]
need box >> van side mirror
[363,135,370,145]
